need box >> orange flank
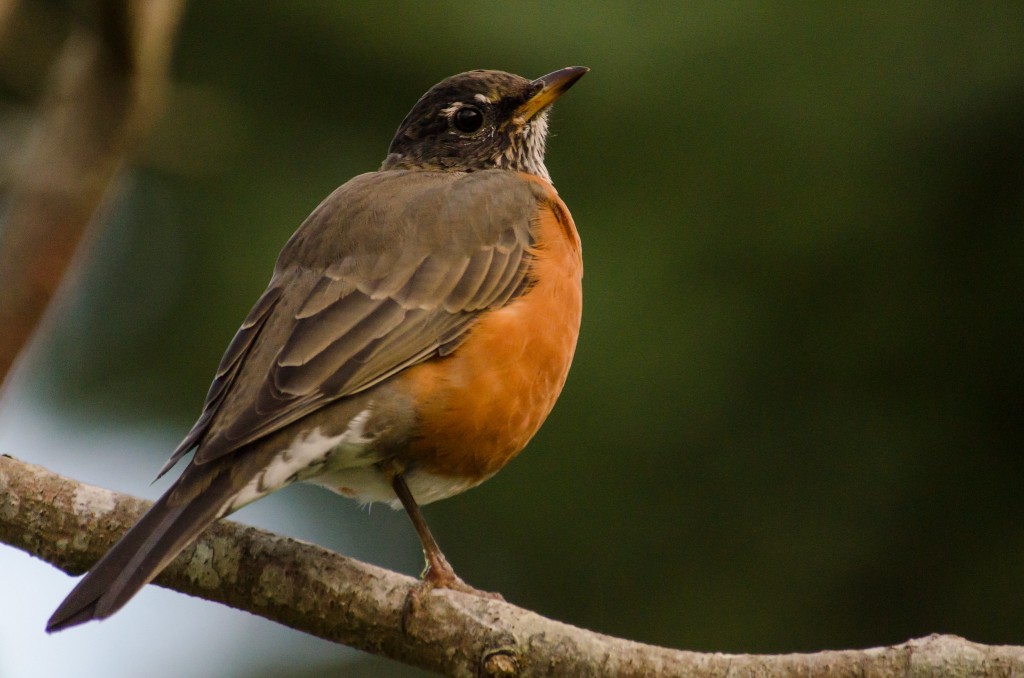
[401,180,583,481]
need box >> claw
[401,564,504,632]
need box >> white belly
[219,406,482,516]
[307,464,484,508]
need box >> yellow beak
[516,66,589,122]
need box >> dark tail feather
[46,463,242,632]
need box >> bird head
[382,67,588,181]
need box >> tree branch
[1,455,1022,676]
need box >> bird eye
[453,106,484,133]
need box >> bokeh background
[2,2,1024,676]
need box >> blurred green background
[2,2,1024,676]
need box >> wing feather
[444,247,496,311]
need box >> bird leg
[390,473,502,628]
[391,472,462,587]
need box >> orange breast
[399,180,582,481]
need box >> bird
[47,66,587,631]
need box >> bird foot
[401,564,504,632]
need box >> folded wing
[164,170,542,471]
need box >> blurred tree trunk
[0,0,184,390]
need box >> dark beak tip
[533,66,590,91]
[560,65,590,76]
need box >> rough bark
[1,454,1022,677]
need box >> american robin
[47,66,587,631]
